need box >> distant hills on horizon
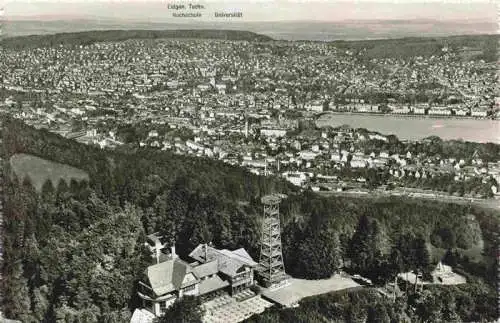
[6,15,491,23]
[4,18,497,41]
[2,30,274,49]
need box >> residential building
[137,237,257,317]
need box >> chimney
[204,243,208,262]
[171,244,177,260]
[155,245,161,264]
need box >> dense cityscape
[1,36,499,200]
[0,27,498,323]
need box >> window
[144,300,153,313]
[159,301,167,314]
[139,283,153,297]
[183,284,196,293]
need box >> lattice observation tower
[257,194,288,288]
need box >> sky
[4,0,499,23]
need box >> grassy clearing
[10,153,89,192]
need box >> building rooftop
[130,308,155,323]
[189,244,258,277]
[199,275,230,295]
[145,258,196,296]
[261,195,282,205]
[192,259,219,279]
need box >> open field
[261,275,360,307]
[10,153,89,192]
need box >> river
[316,113,500,144]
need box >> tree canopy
[1,117,498,322]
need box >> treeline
[2,117,294,207]
[2,29,274,50]
[315,166,495,198]
[331,34,499,61]
[397,173,495,198]
[415,136,500,164]
[1,117,498,321]
[2,173,151,322]
[0,117,294,321]
[280,191,497,284]
[351,131,500,164]
[244,284,497,323]
[155,296,203,323]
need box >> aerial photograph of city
[0,0,498,322]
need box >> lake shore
[316,113,500,144]
[318,111,494,121]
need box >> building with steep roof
[190,244,257,295]
[137,239,257,317]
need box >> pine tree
[56,178,70,204]
[367,303,391,323]
[32,286,50,322]
[155,296,204,323]
[348,215,387,275]
[41,179,55,203]
[347,215,372,272]
[4,261,32,322]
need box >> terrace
[202,292,273,323]
[261,274,360,308]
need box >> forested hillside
[330,34,498,61]
[2,29,273,50]
[245,284,497,323]
[1,117,498,322]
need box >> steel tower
[257,195,287,287]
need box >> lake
[316,113,500,144]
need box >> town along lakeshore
[317,113,500,144]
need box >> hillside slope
[2,29,274,49]
[1,117,498,322]
[10,153,89,192]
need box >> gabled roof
[189,244,258,277]
[221,248,258,267]
[130,309,155,323]
[198,275,230,295]
[146,261,175,296]
[145,258,199,296]
[217,255,247,277]
[232,248,254,263]
[173,260,193,289]
[192,260,219,279]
